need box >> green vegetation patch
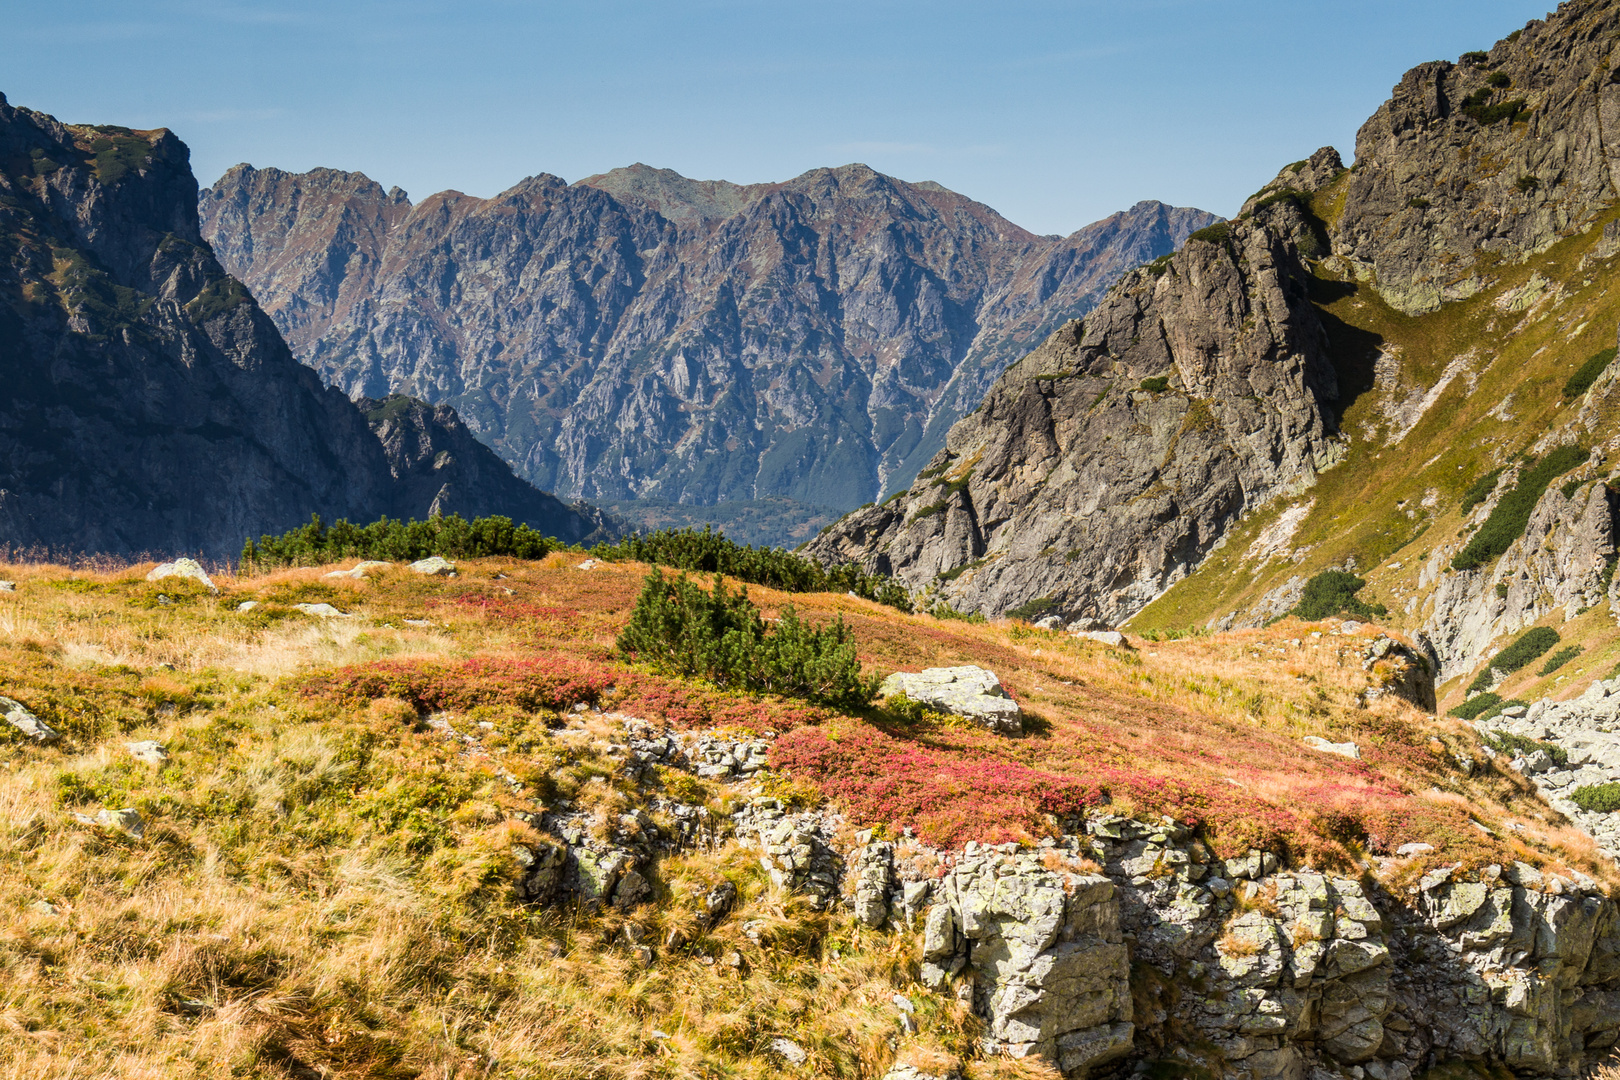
[1571,782,1620,813]
[1449,693,1509,721]
[1537,645,1582,676]
[1290,571,1388,621]
[186,275,253,324]
[1451,446,1587,571]
[78,125,153,186]
[1483,730,1568,768]
[1466,626,1561,694]
[1187,222,1232,245]
[1459,89,1527,125]
[1459,467,1505,514]
[1143,252,1174,278]
[1006,595,1059,622]
[595,526,912,611]
[246,513,557,571]
[1563,346,1617,398]
[1138,376,1171,393]
[616,569,876,709]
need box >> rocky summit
[199,161,1215,535]
[0,94,608,558]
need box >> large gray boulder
[2,696,58,743]
[879,666,1023,735]
[146,558,217,593]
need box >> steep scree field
[0,554,1609,1077]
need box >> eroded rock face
[1331,2,1620,315]
[807,205,1341,624]
[201,162,1216,515]
[1421,473,1615,681]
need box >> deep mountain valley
[200,162,1214,541]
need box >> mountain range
[199,162,1214,538]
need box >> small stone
[578,559,599,570]
[146,558,217,592]
[323,560,393,580]
[892,993,915,1014]
[236,600,259,613]
[1072,629,1127,647]
[1303,735,1360,759]
[30,899,58,916]
[2,696,58,743]
[125,740,169,766]
[1395,842,1435,857]
[0,581,14,592]
[770,1037,809,1066]
[410,556,457,576]
[90,808,145,839]
[403,618,435,628]
[293,602,350,619]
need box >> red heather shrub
[614,680,827,731]
[772,722,1109,846]
[433,595,575,622]
[303,656,617,713]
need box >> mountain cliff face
[199,162,1215,520]
[0,94,605,559]
[811,1,1620,660]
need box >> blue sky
[3,1,1554,235]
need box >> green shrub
[1187,222,1232,245]
[593,526,912,611]
[1466,627,1561,694]
[1143,253,1174,278]
[1006,596,1059,622]
[1460,50,1489,64]
[187,275,253,323]
[1486,71,1512,88]
[1290,571,1389,621]
[1449,692,1502,720]
[1514,175,1540,193]
[616,569,876,709]
[1458,467,1505,515]
[1138,377,1171,393]
[1537,645,1582,676]
[1250,188,1303,214]
[1563,346,1616,398]
[1460,89,1526,125]
[245,512,557,570]
[1452,446,1587,570]
[1484,730,1568,768]
[1571,782,1620,813]
[1407,197,1431,210]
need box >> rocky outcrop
[0,92,607,559]
[806,202,1342,624]
[1330,1,1620,314]
[361,394,618,543]
[200,162,1216,525]
[1420,470,1615,680]
[878,666,1023,735]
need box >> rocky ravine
[199,162,1215,524]
[806,189,1344,626]
[0,93,608,557]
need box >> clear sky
[2,0,1556,236]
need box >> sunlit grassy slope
[0,553,1609,1076]
[1132,173,1620,710]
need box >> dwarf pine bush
[1291,571,1388,621]
[1452,446,1586,571]
[244,512,556,570]
[616,569,877,709]
[1466,626,1561,694]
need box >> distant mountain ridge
[200,161,1216,529]
[0,92,610,559]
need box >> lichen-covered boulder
[410,556,456,576]
[146,558,217,592]
[2,696,58,743]
[879,666,1022,735]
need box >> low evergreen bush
[1290,571,1389,621]
[1138,376,1171,393]
[1451,446,1586,570]
[1466,627,1561,693]
[1448,692,1501,720]
[1538,644,1582,676]
[1563,346,1617,398]
[616,569,877,709]
[1187,222,1232,245]
[244,513,557,570]
[1483,730,1568,768]
[1459,467,1504,514]
[593,526,912,611]
[1572,782,1620,813]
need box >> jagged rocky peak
[1332,0,1620,314]
[200,158,1217,540]
[805,200,1341,625]
[0,92,609,558]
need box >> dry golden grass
[0,553,1612,1076]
